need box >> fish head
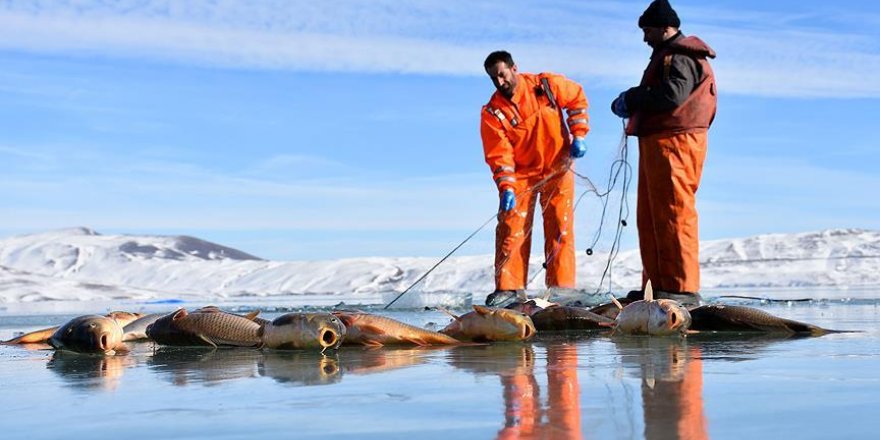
[53,315,124,354]
[656,300,692,335]
[301,313,346,350]
[145,308,189,341]
[267,313,347,350]
[330,311,355,328]
[614,299,691,336]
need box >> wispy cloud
[0,141,494,230]
[0,1,878,97]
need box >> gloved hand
[570,136,587,158]
[611,92,630,118]
[499,189,516,212]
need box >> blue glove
[611,92,630,118]
[499,189,516,212]
[570,136,587,158]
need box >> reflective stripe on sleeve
[567,117,589,127]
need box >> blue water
[1,297,878,439]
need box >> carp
[689,304,840,335]
[48,315,126,354]
[613,281,691,336]
[531,305,615,331]
[146,306,262,347]
[332,311,461,347]
[260,313,347,351]
[4,310,143,345]
[440,305,536,342]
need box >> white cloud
[0,1,878,97]
[0,140,495,231]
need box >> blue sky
[1,0,878,261]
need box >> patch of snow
[0,228,878,304]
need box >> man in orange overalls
[480,51,590,307]
[611,0,717,306]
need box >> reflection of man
[639,345,708,440]
[481,50,590,307]
[496,344,583,440]
[611,0,717,306]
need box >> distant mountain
[0,227,878,303]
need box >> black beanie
[638,0,681,28]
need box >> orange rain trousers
[495,169,575,291]
[637,131,707,293]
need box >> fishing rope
[527,123,633,296]
[383,159,574,309]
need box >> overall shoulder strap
[539,76,558,109]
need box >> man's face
[642,26,667,47]
[486,61,518,99]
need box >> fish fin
[436,307,460,321]
[3,326,59,344]
[361,338,384,347]
[609,296,624,310]
[243,310,260,321]
[359,324,387,336]
[403,336,430,347]
[196,334,218,348]
[597,322,615,328]
[644,279,654,301]
[172,308,188,320]
[473,305,493,316]
[113,343,131,354]
[540,289,552,301]
[686,329,700,335]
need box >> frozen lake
[1,293,878,439]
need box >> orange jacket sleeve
[480,106,517,192]
[544,73,590,138]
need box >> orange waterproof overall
[627,36,716,294]
[481,73,589,291]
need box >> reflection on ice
[259,351,341,386]
[47,351,135,391]
[147,347,262,386]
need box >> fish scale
[179,311,262,346]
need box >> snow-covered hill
[0,227,878,304]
